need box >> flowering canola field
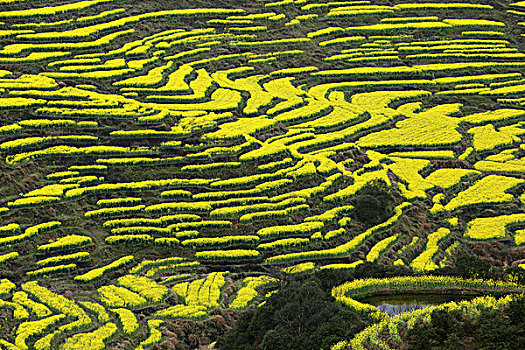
[0,0,525,348]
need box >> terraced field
[1,0,525,349]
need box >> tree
[215,276,370,350]
[352,180,395,226]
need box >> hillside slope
[0,0,524,348]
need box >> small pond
[360,293,479,316]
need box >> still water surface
[361,293,478,316]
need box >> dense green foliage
[406,294,525,350]
[352,180,396,227]
[216,275,370,350]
